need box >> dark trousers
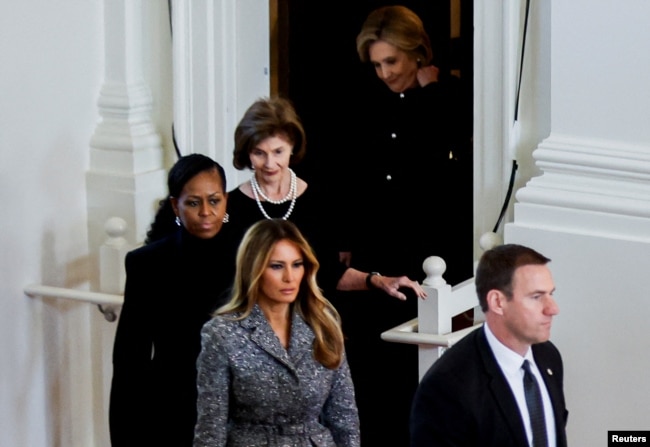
[333,290,419,447]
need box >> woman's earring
[175,216,181,226]
[222,213,229,224]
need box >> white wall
[507,226,650,446]
[507,1,650,445]
[0,2,102,446]
[0,1,173,446]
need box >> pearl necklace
[250,169,297,220]
[250,168,296,204]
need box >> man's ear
[486,289,506,315]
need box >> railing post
[98,217,130,322]
[382,233,502,381]
[416,256,453,380]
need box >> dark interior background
[273,0,473,188]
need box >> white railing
[381,232,501,381]
[24,217,129,322]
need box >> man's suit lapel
[476,329,530,447]
[533,344,568,447]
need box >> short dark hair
[232,96,306,170]
[475,244,551,312]
[146,154,226,244]
[168,153,226,197]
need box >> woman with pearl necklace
[226,96,426,302]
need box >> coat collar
[240,303,315,373]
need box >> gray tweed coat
[193,304,360,447]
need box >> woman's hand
[336,268,427,300]
[371,274,427,301]
[417,65,439,87]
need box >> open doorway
[270,0,473,186]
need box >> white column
[85,2,167,446]
[172,0,270,188]
[473,0,526,259]
[87,0,166,263]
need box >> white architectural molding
[473,0,525,258]
[87,0,166,257]
[514,133,650,241]
[172,0,270,187]
[86,6,167,444]
[531,134,650,184]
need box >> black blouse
[226,185,348,294]
[344,77,474,285]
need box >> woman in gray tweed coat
[194,219,360,447]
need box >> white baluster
[420,256,452,335]
[98,217,130,322]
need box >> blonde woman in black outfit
[338,6,475,446]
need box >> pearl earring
[175,216,181,226]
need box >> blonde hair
[216,219,345,369]
[356,5,433,65]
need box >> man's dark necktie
[522,360,548,447]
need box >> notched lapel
[244,305,295,371]
[477,330,530,447]
[534,349,568,447]
[288,312,315,365]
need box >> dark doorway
[273,1,473,186]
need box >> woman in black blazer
[338,6,474,446]
[109,154,239,446]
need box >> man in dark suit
[410,244,568,447]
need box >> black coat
[410,326,569,447]
[108,227,238,446]
[343,75,473,285]
[329,75,475,447]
